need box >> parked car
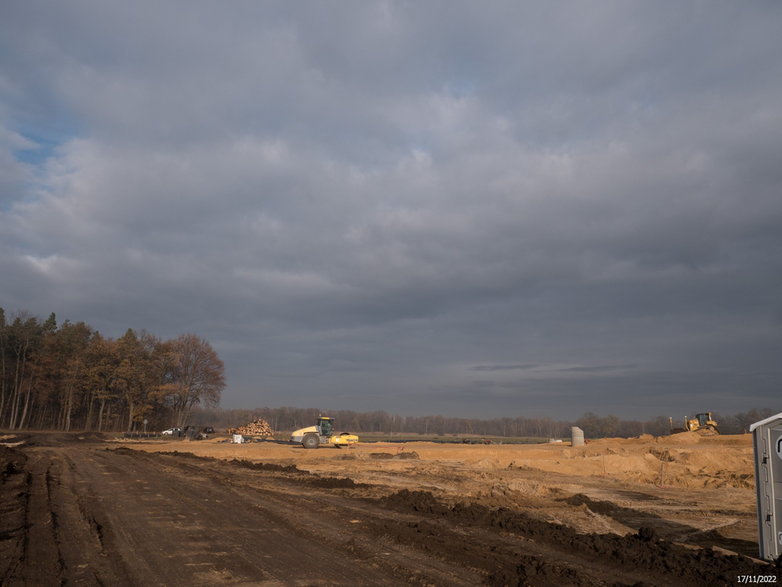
[161,427,181,436]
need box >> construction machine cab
[695,413,712,427]
[318,417,333,437]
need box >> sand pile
[498,435,754,489]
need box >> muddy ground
[1,431,779,586]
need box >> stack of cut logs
[226,418,273,437]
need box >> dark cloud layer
[2,2,781,419]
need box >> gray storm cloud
[1,1,781,418]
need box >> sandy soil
[1,431,779,586]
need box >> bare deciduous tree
[161,334,225,427]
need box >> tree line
[189,406,778,438]
[0,308,225,432]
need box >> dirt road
[1,433,779,586]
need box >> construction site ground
[1,430,779,586]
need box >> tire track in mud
[2,448,128,586]
[48,450,128,585]
[0,446,27,585]
[21,456,65,586]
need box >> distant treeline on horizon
[188,406,778,439]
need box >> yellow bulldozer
[669,412,719,435]
[290,416,359,449]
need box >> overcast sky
[2,2,781,420]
